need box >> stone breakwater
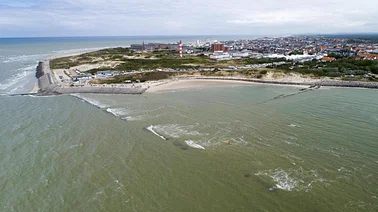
[35,61,147,95]
[51,86,148,94]
[35,62,44,79]
[192,77,378,89]
[36,61,54,92]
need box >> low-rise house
[358,52,378,60]
[210,52,232,61]
[97,71,112,76]
[322,56,336,62]
[231,52,249,58]
[72,74,92,82]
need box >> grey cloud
[0,0,377,37]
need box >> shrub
[259,70,268,75]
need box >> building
[211,43,228,52]
[131,42,183,51]
[231,52,249,58]
[318,45,327,51]
[130,44,144,51]
[210,52,232,61]
[322,56,336,62]
[97,71,112,76]
[72,74,92,81]
[358,52,378,60]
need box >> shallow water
[1,37,378,211]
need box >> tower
[179,40,183,57]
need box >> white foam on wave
[288,124,299,127]
[255,167,325,192]
[70,94,109,109]
[52,46,113,55]
[185,140,205,150]
[256,168,297,191]
[272,169,297,191]
[26,95,55,98]
[122,116,143,121]
[283,140,300,146]
[1,53,49,63]
[152,124,201,138]
[146,125,167,140]
[106,108,128,117]
[228,137,248,145]
[0,70,34,91]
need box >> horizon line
[1,32,378,39]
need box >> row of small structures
[35,61,148,95]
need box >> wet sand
[146,78,307,93]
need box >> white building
[231,52,249,58]
[210,52,232,61]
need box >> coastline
[30,47,378,96]
[35,57,378,95]
[145,76,378,93]
[145,78,308,93]
[34,60,148,95]
[47,48,106,60]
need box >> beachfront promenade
[35,61,148,95]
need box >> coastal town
[35,35,378,95]
[131,36,378,62]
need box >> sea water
[1,37,378,212]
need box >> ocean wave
[227,137,248,145]
[256,168,298,191]
[106,108,128,117]
[255,167,325,192]
[1,53,49,63]
[16,65,36,72]
[70,94,109,109]
[122,116,143,121]
[0,70,34,91]
[283,140,300,146]
[185,140,205,150]
[151,124,201,138]
[146,125,167,140]
[1,47,113,64]
[51,47,112,55]
[25,95,56,98]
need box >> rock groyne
[52,86,147,94]
[35,62,44,79]
[36,61,53,92]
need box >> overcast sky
[1,0,378,37]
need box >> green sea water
[1,85,377,211]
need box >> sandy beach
[145,78,309,93]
